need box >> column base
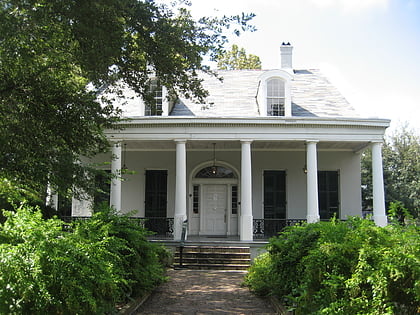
[173,214,187,241]
[307,214,320,224]
[373,215,388,227]
[240,215,253,241]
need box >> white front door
[202,184,227,235]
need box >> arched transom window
[195,166,236,178]
[267,78,285,116]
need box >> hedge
[245,217,420,314]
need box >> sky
[188,0,420,134]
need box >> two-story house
[71,43,390,241]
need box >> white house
[71,43,390,241]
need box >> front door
[202,184,227,235]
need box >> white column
[46,183,58,211]
[174,140,187,240]
[306,141,320,223]
[110,142,122,212]
[372,141,388,227]
[240,140,253,241]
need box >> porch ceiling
[123,140,370,152]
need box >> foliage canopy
[216,44,261,70]
[0,0,255,197]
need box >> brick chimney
[280,42,293,70]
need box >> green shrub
[76,205,168,298]
[0,204,167,314]
[245,218,420,314]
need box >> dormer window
[267,78,285,116]
[145,81,163,116]
[257,70,293,117]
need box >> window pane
[145,81,163,116]
[94,170,111,208]
[267,99,285,116]
[231,185,238,214]
[267,78,285,97]
[267,78,286,116]
[145,170,168,217]
[193,185,200,214]
[318,171,339,220]
[195,166,236,178]
[264,170,286,219]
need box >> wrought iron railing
[253,218,306,238]
[141,217,174,237]
[60,216,174,237]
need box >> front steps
[174,246,251,270]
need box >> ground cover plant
[0,201,168,314]
[245,216,420,314]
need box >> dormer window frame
[143,79,169,116]
[258,70,293,117]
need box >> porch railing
[61,216,174,237]
[62,217,329,239]
[253,218,307,239]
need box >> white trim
[189,161,240,236]
[162,86,169,116]
[258,70,293,117]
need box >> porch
[136,217,307,239]
[64,216,307,239]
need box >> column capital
[240,139,253,144]
[174,139,187,144]
[306,140,319,144]
[371,140,384,146]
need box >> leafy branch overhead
[216,44,262,70]
[0,0,255,195]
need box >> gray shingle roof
[170,70,260,117]
[170,69,359,118]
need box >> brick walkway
[136,269,276,314]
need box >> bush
[245,218,420,314]
[0,205,167,314]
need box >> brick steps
[174,246,251,270]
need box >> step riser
[178,265,249,270]
[174,259,250,265]
[177,247,250,253]
[175,246,251,270]
[174,253,250,259]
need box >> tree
[0,0,255,198]
[361,123,420,218]
[216,44,261,70]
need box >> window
[231,185,238,215]
[267,78,285,116]
[145,170,167,217]
[195,166,236,178]
[193,185,200,214]
[145,81,163,116]
[58,195,72,217]
[318,171,339,220]
[263,170,286,219]
[94,170,111,208]
[258,70,292,117]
